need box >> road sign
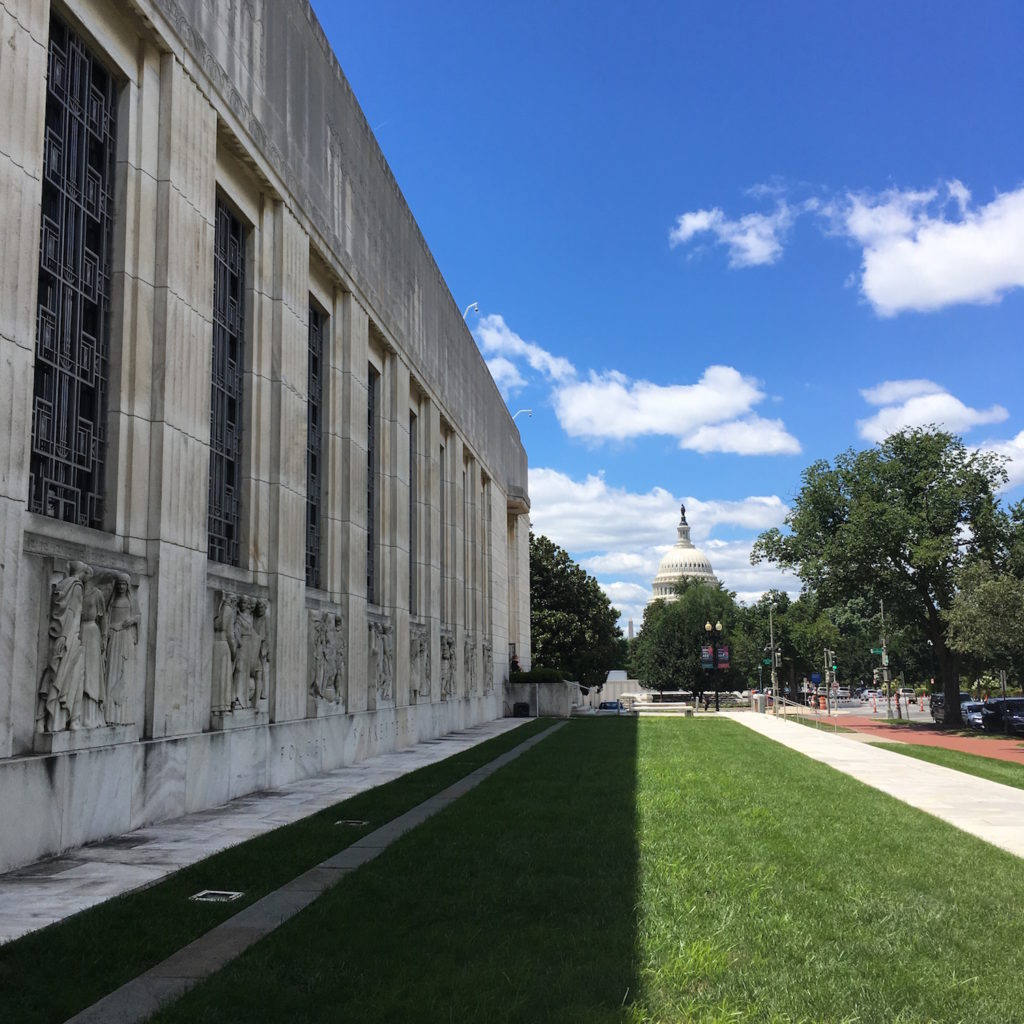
[762,658,771,666]
[881,653,889,666]
[811,672,821,683]
[871,647,883,655]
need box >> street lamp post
[705,620,723,712]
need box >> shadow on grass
[0,719,554,1024]
[150,717,640,1024]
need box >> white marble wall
[0,0,531,871]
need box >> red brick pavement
[813,713,1024,764]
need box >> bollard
[872,696,877,714]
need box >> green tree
[944,562,1024,683]
[751,427,1009,724]
[529,533,623,686]
[629,579,740,698]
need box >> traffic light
[773,650,782,668]
[872,667,881,685]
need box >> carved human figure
[104,573,139,725]
[410,630,428,698]
[212,593,237,713]
[38,561,94,733]
[232,596,256,708]
[370,621,394,702]
[253,600,270,701]
[482,640,494,695]
[329,615,346,702]
[440,634,456,700]
[464,635,477,696]
[309,612,331,700]
[79,578,107,729]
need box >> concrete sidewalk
[730,712,1024,859]
[0,718,532,944]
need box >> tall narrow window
[30,17,117,528]
[305,303,324,588]
[463,464,470,626]
[366,365,380,601]
[409,410,418,614]
[208,197,246,564]
[439,441,447,622]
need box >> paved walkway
[804,712,1024,763]
[0,718,532,945]
[731,712,1024,858]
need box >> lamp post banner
[716,645,730,668]
[700,645,714,670]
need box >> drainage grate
[189,889,244,903]
[335,819,369,827]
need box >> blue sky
[312,0,1024,628]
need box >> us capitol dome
[649,503,717,601]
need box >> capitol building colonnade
[0,0,531,870]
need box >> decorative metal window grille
[366,366,379,601]
[208,198,246,564]
[29,17,117,528]
[409,411,418,613]
[306,304,324,588]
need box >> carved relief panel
[211,591,271,722]
[37,561,141,737]
[308,609,347,713]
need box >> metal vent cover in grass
[189,889,244,902]
[335,819,369,827]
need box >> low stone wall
[0,695,499,873]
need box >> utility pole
[881,598,891,719]
[769,602,778,713]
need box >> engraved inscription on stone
[37,562,140,733]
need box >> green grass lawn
[789,715,857,733]
[0,718,553,1024]
[142,717,1024,1024]
[871,740,1024,791]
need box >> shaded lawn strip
[152,717,1024,1024]
[151,717,640,1024]
[0,719,551,1024]
[870,740,1024,791]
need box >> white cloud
[474,313,576,383]
[857,379,1008,443]
[554,366,801,454]
[837,181,1024,316]
[859,379,943,406]
[670,180,1024,316]
[528,468,792,628]
[669,203,795,267]
[474,313,800,456]
[681,415,802,455]
[980,431,1024,491]
[485,356,526,396]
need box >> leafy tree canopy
[751,427,1009,721]
[529,533,624,686]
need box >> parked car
[981,698,1024,734]
[930,692,973,724]
[836,687,851,699]
[960,701,984,729]
[598,700,623,712]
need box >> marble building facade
[0,0,531,871]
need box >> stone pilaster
[0,0,49,758]
[266,201,310,723]
[145,54,217,738]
